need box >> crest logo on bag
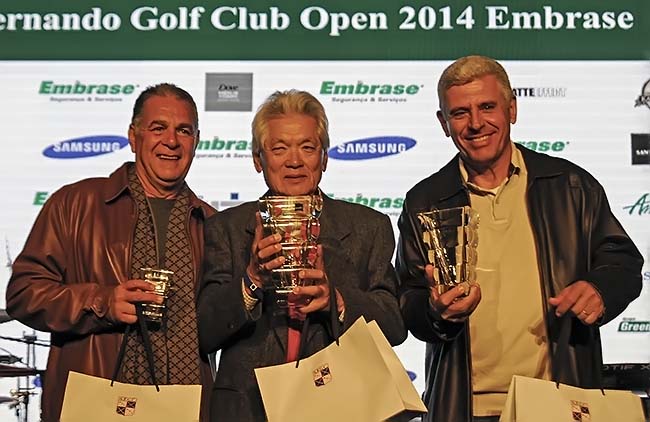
[116,396,137,416]
[571,400,590,421]
[312,364,332,387]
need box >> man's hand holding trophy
[244,194,342,314]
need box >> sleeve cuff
[241,280,259,311]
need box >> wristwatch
[243,271,264,301]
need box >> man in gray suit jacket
[197,90,407,421]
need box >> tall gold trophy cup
[258,195,322,296]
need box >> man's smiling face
[437,74,517,173]
[128,95,199,197]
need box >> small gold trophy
[139,267,174,322]
[417,206,478,294]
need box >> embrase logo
[43,135,129,159]
[328,136,416,160]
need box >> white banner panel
[0,60,648,421]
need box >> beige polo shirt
[461,145,551,416]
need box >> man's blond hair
[252,90,329,156]
[438,55,513,113]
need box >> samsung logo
[328,136,416,160]
[43,135,129,159]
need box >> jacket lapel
[319,194,352,245]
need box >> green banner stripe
[1,0,648,60]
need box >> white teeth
[470,135,489,142]
[158,154,179,160]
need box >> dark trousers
[473,416,500,422]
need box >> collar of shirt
[459,143,523,196]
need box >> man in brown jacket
[6,83,215,422]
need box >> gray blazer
[197,194,406,422]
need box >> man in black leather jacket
[396,55,643,422]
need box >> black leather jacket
[396,145,643,422]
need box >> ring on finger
[581,309,590,316]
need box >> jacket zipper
[465,323,473,421]
[146,197,161,266]
[119,196,138,351]
[525,177,555,378]
[127,198,137,280]
[461,187,474,422]
[186,206,197,288]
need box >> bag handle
[111,324,131,385]
[552,315,604,395]
[111,304,160,391]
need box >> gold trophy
[417,206,478,294]
[139,267,174,322]
[258,195,322,295]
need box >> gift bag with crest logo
[60,304,201,422]
[254,316,427,422]
[60,371,201,422]
[499,375,645,422]
[499,317,645,422]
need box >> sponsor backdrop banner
[0,2,648,421]
[0,1,649,59]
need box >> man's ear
[193,130,201,154]
[253,151,263,173]
[509,97,517,124]
[321,150,328,172]
[436,110,451,137]
[128,124,137,153]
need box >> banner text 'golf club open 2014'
[0,5,638,35]
[1,1,648,59]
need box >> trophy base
[141,304,165,323]
[272,288,293,308]
[271,268,303,297]
[274,287,295,295]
